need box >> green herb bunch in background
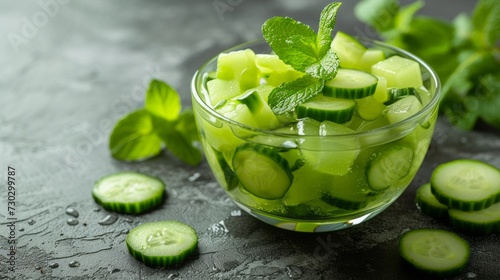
[355,0,500,130]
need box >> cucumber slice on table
[323,69,378,99]
[367,145,414,191]
[430,159,500,211]
[92,172,165,214]
[449,201,500,234]
[126,220,198,266]
[415,183,449,220]
[399,229,470,277]
[296,95,356,123]
[232,143,293,200]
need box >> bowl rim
[191,38,442,138]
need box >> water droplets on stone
[67,218,79,226]
[285,265,303,279]
[48,262,59,269]
[167,272,180,279]
[467,272,477,278]
[189,172,201,181]
[68,260,80,267]
[208,220,229,238]
[27,219,36,225]
[123,217,133,223]
[66,207,79,218]
[230,209,241,216]
[111,268,120,274]
[98,214,118,225]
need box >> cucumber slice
[367,145,414,191]
[92,172,165,214]
[449,201,500,234]
[384,87,420,105]
[330,31,366,69]
[356,95,386,121]
[399,229,470,277]
[321,173,373,211]
[371,55,423,88]
[323,69,378,99]
[282,163,328,206]
[126,220,198,266]
[296,95,356,123]
[236,88,280,129]
[232,143,293,200]
[383,95,423,124]
[203,143,238,191]
[415,183,449,220]
[430,159,500,211]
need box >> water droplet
[48,262,59,269]
[93,208,101,212]
[35,265,43,270]
[208,220,229,238]
[123,218,133,223]
[467,272,477,278]
[189,173,201,181]
[111,268,120,274]
[28,219,36,225]
[98,214,118,225]
[66,207,79,218]
[67,218,79,226]
[19,228,25,232]
[122,229,130,234]
[167,273,179,279]
[68,261,80,267]
[230,210,241,216]
[285,265,303,279]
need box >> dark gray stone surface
[1,0,498,279]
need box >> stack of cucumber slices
[399,159,500,277]
[416,159,500,234]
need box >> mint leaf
[145,79,181,121]
[262,17,319,73]
[156,117,202,166]
[175,109,200,143]
[262,2,341,80]
[109,109,162,161]
[472,0,500,48]
[268,76,324,115]
[393,0,423,33]
[317,2,342,54]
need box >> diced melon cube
[207,79,241,106]
[357,49,385,72]
[371,55,423,88]
[216,49,260,91]
[383,95,423,124]
[373,76,388,103]
[216,100,258,128]
[256,54,303,87]
[331,31,366,69]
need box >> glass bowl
[191,39,441,232]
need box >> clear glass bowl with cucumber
[191,33,441,232]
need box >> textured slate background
[1,0,499,279]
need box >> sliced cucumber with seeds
[126,220,198,266]
[399,229,470,277]
[449,201,500,234]
[296,95,356,123]
[323,69,378,99]
[430,159,500,211]
[367,145,414,191]
[92,172,165,214]
[415,183,449,220]
[232,143,293,200]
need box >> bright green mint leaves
[109,80,202,165]
[355,0,500,130]
[263,2,342,114]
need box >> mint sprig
[109,79,202,165]
[262,2,342,114]
[355,0,500,130]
